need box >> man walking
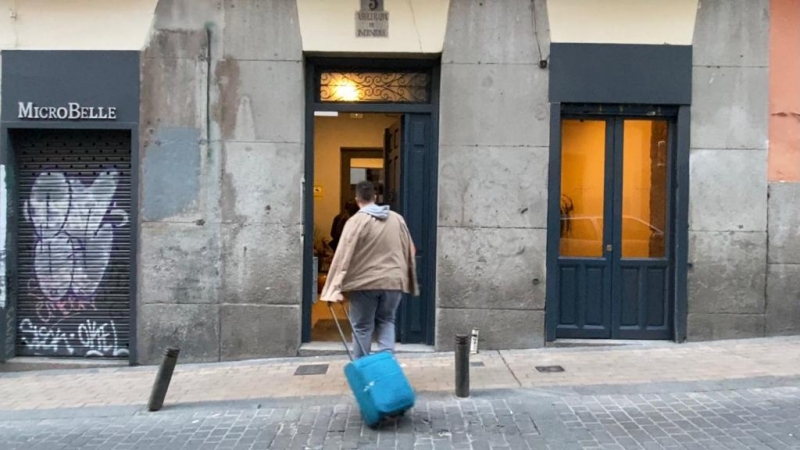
[320,181,418,358]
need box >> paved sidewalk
[1,337,800,412]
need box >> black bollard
[455,334,470,398]
[148,347,180,412]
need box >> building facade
[0,0,797,365]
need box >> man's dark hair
[355,181,376,203]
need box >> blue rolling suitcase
[329,303,416,428]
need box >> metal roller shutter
[15,129,132,358]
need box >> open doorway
[302,59,439,348]
[311,112,403,342]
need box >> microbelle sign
[18,102,118,121]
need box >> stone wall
[687,0,770,340]
[137,0,304,364]
[133,0,796,363]
[435,0,551,350]
[765,0,800,338]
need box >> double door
[553,116,674,339]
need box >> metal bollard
[455,334,470,398]
[148,347,180,412]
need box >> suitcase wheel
[368,411,406,429]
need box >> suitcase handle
[327,302,368,362]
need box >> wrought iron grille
[319,72,430,103]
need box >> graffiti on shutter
[15,130,131,358]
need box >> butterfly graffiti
[25,171,128,304]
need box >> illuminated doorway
[302,59,439,346]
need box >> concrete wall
[137,0,304,364]
[687,0,770,340]
[435,0,551,351]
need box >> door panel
[556,119,613,338]
[556,115,673,340]
[383,114,432,345]
[556,261,611,338]
[616,261,670,338]
[383,120,401,211]
[398,114,430,344]
[612,118,672,339]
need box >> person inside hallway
[329,200,359,252]
[320,181,419,358]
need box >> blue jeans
[349,290,403,359]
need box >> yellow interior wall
[0,0,158,50]
[560,120,660,258]
[622,120,655,255]
[296,0,450,53]
[312,113,397,329]
[313,113,399,242]
[560,120,607,257]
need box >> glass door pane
[560,120,607,257]
[621,120,669,258]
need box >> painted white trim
[548,0,699,45]
[296,0,450,53]
[0,0,158,50]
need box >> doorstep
[298,342,435,357]
[546,339,680,349]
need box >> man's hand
[322,292,344,303]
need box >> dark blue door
[553,115,673,339]
[383,114,433,344]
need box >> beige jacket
[320,209,419,301]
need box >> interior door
[382,114,431,344]
[556,117,673,339]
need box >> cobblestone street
[4,338,800,449]
[2,381,800,450]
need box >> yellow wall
[0,0,158,50]
[313,113,399,239]
[296,0,450,53]
[623,121,651,223]
[548,0,698,45]
[560,120,607,257]
[621,120,656,256]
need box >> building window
[319,72,430,103]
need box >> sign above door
[356,0,389,38]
